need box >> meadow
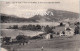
[2,34,80,51]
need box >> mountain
[0,9,79,23]
[0,13,37,23]
[29,9,79,22]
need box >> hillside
[0,9,79,23]
[0,13,37,23]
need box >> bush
[3,37,11,43]
[13,25,18,29]
[74,26,80,34]
[44,25,53,33]
[60,22,64,26]
[20,24,42,31]
[16,35,30,43]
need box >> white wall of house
[59,31,64,36]
[45,34,51,39]
[65,27,74,36]
[65,31,74,36]
[43,33,52,39]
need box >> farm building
[65,27,74,36]
[39,33,53,39]
[52,25,74,36]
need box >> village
[0,21,80,46]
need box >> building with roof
[52,24,74,36]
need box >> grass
[2,35,80,51]
[1,29,43,38]
[1,29,80,51]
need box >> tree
[32,25,36,31]
[3,37,11,44]
[44,25,53,33]
[74,26,80,34]
[16,35,30,45]
[62,31,65,35]
[20,25,28,30]
[16,35,26,41]
[60,22,64,26]
[36,25,41,30]
[27,24,33,30]
[13,25,18,29]
[7,26,13,29]
[75,22,80,25]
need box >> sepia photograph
[0,0,80,51]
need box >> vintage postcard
[0,0,80,51]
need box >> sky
[0,0,79,18]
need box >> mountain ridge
[0,9,79,23]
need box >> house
[39,33,53,39]
[43,33,53,39]
[65,27,74,36]
[52,25,74,36]
[52,26,65,36]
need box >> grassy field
[8,48,80,51]
[1,29,80,51]
[1,29,43,38]
[2,35,80,51]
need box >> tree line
[7,22,80,34]
[7,24,54,33]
